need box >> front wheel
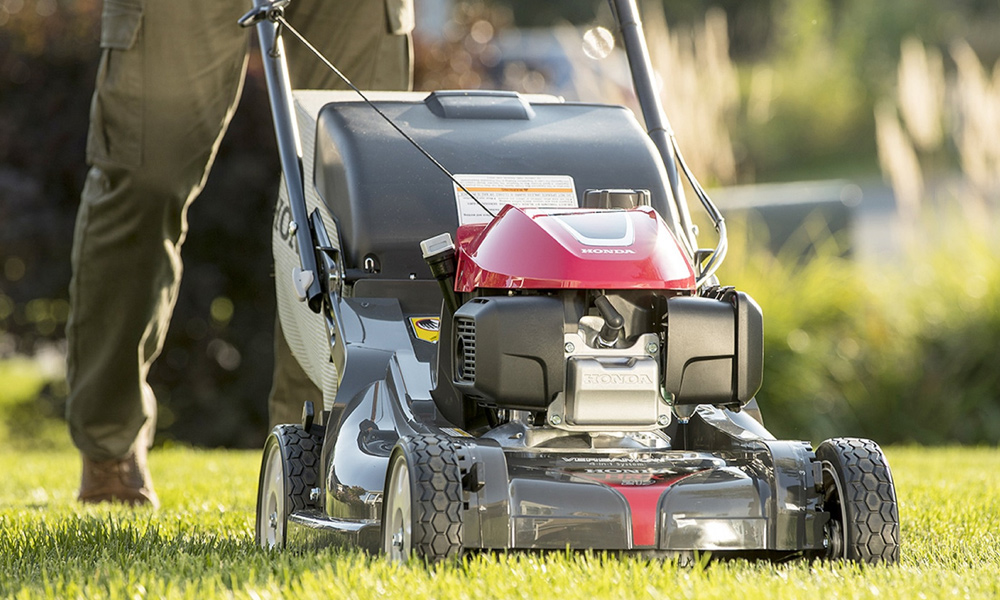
[816,437,900,564]
[255,424,322,549]
[382,434,464,563]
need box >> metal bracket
[237,0,289,28]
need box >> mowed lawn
[1,444,998,599]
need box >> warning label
[409,316,440,343]
[453,174,578,225]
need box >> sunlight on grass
[1,446,998,599]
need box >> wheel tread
[400,435,464,562]
[817,437,900,564]
[275,424,322,512]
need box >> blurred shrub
[722,8,1000,452]
[0,353,71,450]
[0,0,100,353]
[721,209,1000,445]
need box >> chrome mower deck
[285,403,827,557]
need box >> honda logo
[580,248,636,255]
[583,373,654,385]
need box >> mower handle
[245,0,324,311]
[610,0,729,283]
[608,0,694,249]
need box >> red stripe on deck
[607,475,688,547]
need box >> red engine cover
[454,206,696,292]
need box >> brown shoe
[78,445,160,509]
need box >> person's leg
[285,0,413,91]
[266,0,413,428]
[267,320,321,427]
[66,0,250,504]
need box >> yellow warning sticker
[409,317,440,342]
[441,427,473,438]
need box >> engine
[426,204,763,432]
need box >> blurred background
[1,0,998,449]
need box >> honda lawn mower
[244,0,900,563]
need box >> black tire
[255,424,322,548]
[382,434,464,563]
[816,437,900,564]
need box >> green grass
[1,444,998,599]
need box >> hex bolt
[288,221,298,236]
[550,414,563,425]
[657,414,670,426]
[564,342,575,354]
[269,512,278,530]
[646,342,658,355]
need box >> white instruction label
[453,174,578,225]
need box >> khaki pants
[66,0,412,461]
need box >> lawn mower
[245,0,900,563]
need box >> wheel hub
[383,454,412,562]
[825,519,844,558]
[821,462,848,559]
[257,440,286,549]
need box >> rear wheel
[817,437,900,564]
[382,434,464,563]
[255,424,322,549]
